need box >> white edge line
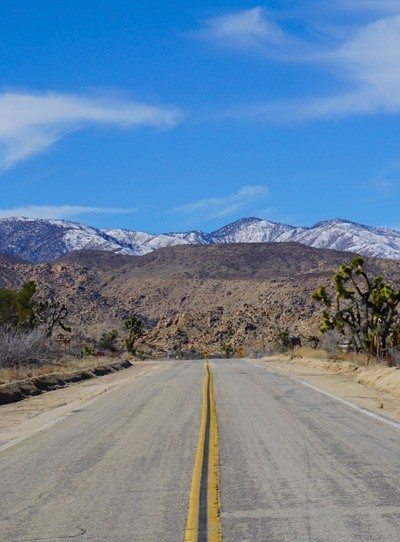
[293,377,400,431]
[0,368,159,453]
[0,415,69,453]
[244,358,400,432]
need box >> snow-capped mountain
[103,229,154,255]
[293,220,400,260]
[105,228,212,255]
[1,216,400,263]
[211,217,296,243]
[0,217,137,262]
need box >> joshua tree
[124,315,143,354]
[312,256,400,355]
[221,343,234,358]
[275,327,291,349]
[35,299,71,337]
[0,282,71,338]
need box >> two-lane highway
[1,358,400,541]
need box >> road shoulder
[0,360,167,451]
[251,355,400,422]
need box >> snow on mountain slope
[137,231,210,252]
[104,229,154,255]
[105,229,212,255]
[0,217,136,262]
[211,217,295,243]
[1,216,400,262]
[292,220,400,259]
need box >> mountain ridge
[2,241,400,356]
[1,215,400,262]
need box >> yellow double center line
[184,361,222,542]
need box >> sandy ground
[258,355,400,422]
[0,360,166,450]
[0,355,126,385]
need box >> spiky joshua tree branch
[312,257,400,355]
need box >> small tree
[221,343,234,358]
[0,289,18,327]
[99,329,119,352]
[17,281,37,327]
[0,281,37,329]
[312,256,400,356]
[124,315,143,354]
[275,328,291,349]
[35,299,71,337]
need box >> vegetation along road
[1,358,400,541]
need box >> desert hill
[2,242,400,356]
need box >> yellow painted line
[184,361,222,541]
[184,362,209,541]
[207,363,222,542]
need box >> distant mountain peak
[1,215,400,262]
[233,216,263,224]
[311,218,367,228]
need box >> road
[1,358,400,541]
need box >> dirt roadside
[256,355,400,422]
[0,360,167,451]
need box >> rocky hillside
[1,242,400,356]
[1,216,400,262]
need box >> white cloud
[212,10,400,122]
[170,185,268,220]
[0,91,183,169]
[194,7,287,50]
[298,14,400,119]
[0,205,137,220]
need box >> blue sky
[1,1,400,232]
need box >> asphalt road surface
[1,358,400,541]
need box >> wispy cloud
[194,7,287,50]
[191,7,314,64]
[0,91,183,169]
[197,6,400,121]
[0,205,137,220]
[307,14,400,119]
[170,185,268,220]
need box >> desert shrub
[82,344,96,356]
[308,335,321,349]
[99,329,119,352]
[0,327,60,367]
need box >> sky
[1,0,400,232]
